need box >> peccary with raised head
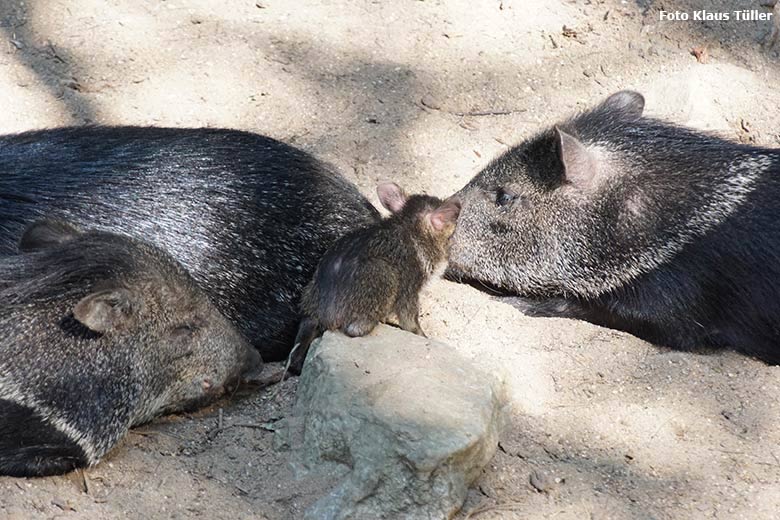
[0,220,261,477]
[288,182,461,372]
[449,91,780,363]
[0,127,380,361]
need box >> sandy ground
[1,0,780,518]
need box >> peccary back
[0,127,380,361]
[450,91,780,363]
[0,220,260,477]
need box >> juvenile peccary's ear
[19,219,81,252]
[430,198,462,232]
[73,289,137,333]
[377,182,408,213]
[555,127,599,190]
[598,90,645,120]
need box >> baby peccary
[450,90,780,364]
[0,220,261,477]
[287,183,460,373]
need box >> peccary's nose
[200,376,228,397]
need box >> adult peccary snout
[0,126,380,362]
[450,90,780,364]
[0,219,259,477]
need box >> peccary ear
[430,198,461,232]
[377,182,408,213]
[554,127,599,190]
[19,219,81,252]
[599,90,645,120]
[73,289,136,333]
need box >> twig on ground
[271,340,302,400]
[465,500,526,519]
[130,429,188,442]
[419,97,527,118]
[207,422,277,441]
[79,469,91,496]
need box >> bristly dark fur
[0,399,88,478]
[0,227,191,304]
[450,90,780,364]
[0,126,380,361]
[288,191,459,372]
[0,222,257,477]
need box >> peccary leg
[505,295,644,337]
[287,317,322,375]
[506,294,713,356]
[257,318,322,394]
[395,296,425,336]
[0,400,89,477]
[504,296,593,320]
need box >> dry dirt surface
[1,1,780,519]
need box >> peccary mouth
[444,264,515,297]
[224,364,263,394]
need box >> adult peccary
[287,182,461,373]
[0,127,379,361]
[0,219,261,477]
[449,90,780,364]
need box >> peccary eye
[495,188,517,208]
[171,318,205,339]
[169,348,194,362]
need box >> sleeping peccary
[0,127,380,361]
[449,90,780,364]
[0,220,261,477]
[287,182,461,372]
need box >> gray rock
[288,324,507,520]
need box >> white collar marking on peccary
[575,154,773,297]
[646,153,770,269]
[689,154,771,231]
[0,372,100,465]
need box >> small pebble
[529,469,557,493]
